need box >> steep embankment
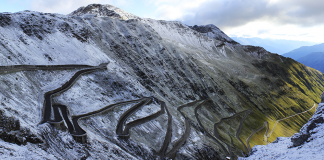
[0,4,324,159]
[240,100,324,160]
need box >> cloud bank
[153,0,324,29]
[152,0,324,42]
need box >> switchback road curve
[0,64,95,74]
[245,103,317,154]
[213,109,252,154]
[3,63,310,159]
[266,103,317,139]
[194,100,230,156]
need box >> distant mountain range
[297,52,324,72]
[232,37,324,72]
[282,43,324,60]
[280,43,324,72]
[231,37,317,55]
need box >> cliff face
[0,4,323,160]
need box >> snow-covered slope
[240,101,324,160]
[1,3,324,160]
[0,11,109,66]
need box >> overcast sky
[0,0,323,43]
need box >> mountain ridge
[69,4,139,20]
[189,24,238,44]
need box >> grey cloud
[179,0,324,29]
[258,29,269,34]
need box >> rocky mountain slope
[0,4,324,160]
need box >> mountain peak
[189,24,238,44]
[69,4,139,20]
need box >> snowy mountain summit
[0,3,324,160]
[70,4,139,20]
[71,4,238,46]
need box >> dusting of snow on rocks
[69,4,139,20]
[189,24,238,44]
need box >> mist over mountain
[0,3,323,160]
[231,37,318,55]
